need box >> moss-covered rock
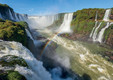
[0,19,27,46]
[0,71,26,80]
[71,8,105,34]
[0,55,28,67]
[0,55,27,80]
[6,71,26,80]
[104,24,113,47]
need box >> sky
[0,0,113,15]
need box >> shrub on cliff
[0,55,27,80]
[0,55,28,67]
[6,71,26,80]
[0,19,27,46]
[0,71,26,80]
[71,8,105,34]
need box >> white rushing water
[1,7,113,80]
[0,41,52,80]
[1,9,28,22]
[95,11,98,21]
[14,13,20,21]
[45,34,113,80]
[96,22,110,43]
[27,15,58,29]
[0,41,73,80]
[8,9,14,20]
[90,21,98,38]
[92,22,102,41]
[90,11,98,38]
[25,29,34,41]
[58,13,73,33]
[90,9,111,43]
[103,9,111,21]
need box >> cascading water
[0,13,3,19]
[44,34,113,80]
[58,13,73,33]
[14,13,20,21]
[90,11,98,38]
[8,9,14,20]
[0,41,74,80]
[0,9,28,22]
[103,9,111,21]
[95,9,111,43]
[92,22,102,41]
[90,9,111,43]
[0,41,52,80]
[1,6,113,80]
[27,15,58,29]
[25,29,34,41]
[89,21,98,38]
[96,22,110,43]
[36,11,113,80]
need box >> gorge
[0,3,113,80]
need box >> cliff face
[105,24,113,48]
[61,8,113,48]
[0,4,28,22]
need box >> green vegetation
[0,19,27,46]
[0,55,28,67]
[96,21,106,34]
[110,8,113,20]
[71,20,95,34]
[0,71,26,80]
[7,71,26,80]
[104,24,113,41]
[0,3,12,9]
[71,8,105,34]
[0,55,27,80]
[110,8,113,15]
[0,3,13,12]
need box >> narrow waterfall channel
[90,9,112,43]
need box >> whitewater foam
[0,41,52,80]
[103,9,111,21]
[96,22,110,43]
[58,13,73,33]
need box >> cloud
[28,8,34,12]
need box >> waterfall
[90,9,111,43]
[0,41,52,80]
[96,22,113,43]
[90,11,98,38]
[58,13,73,33]
[0,13,3,19]
[89,21,98,38]
[95,11,98,21]
[96,22,110,43]
[103,9,111,21]
[27,15,58,29]
[0,9,28,22]
[92,22,102,41]
[46,35,113,80]
[8,9,14,20]
[14,13,19,21]
[25,29,34,40]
